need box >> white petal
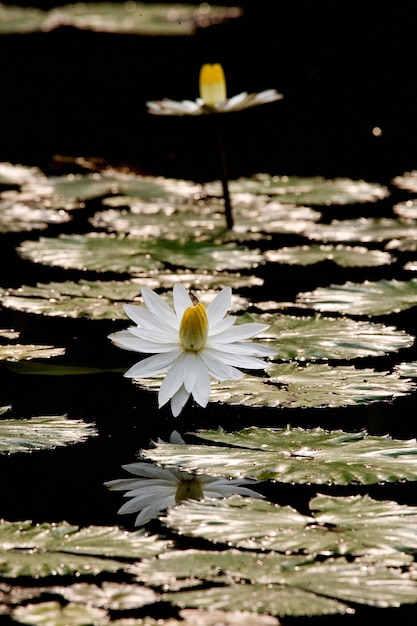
[129,326,178,344]
[141,287,178,329]
[124,305,177,334]
[213,322,269,343]
[170,384,191,416]
[173,283,193,320]
[134,497,175,525]
[121,462,176,480]
[206,287,231,326]
[158,352,187,407]
[190,358,211,408]
[206,339,269,356]
[205,348,269,370]
[111,332,178,355]
[200,350,243,381]
[208,315,237,337]
[183,351,198,393]
[124,349,181,378]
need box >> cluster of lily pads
[2,155,417,624]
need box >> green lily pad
[205,175,389,205]
[396,361,417,378]
[57,582,157,610]
[393,198,417,219]
[241,312,414,360]
[12,602,107,626]
[132,549,417,616]
[302,217,417,243]
[0,413,97,454]
[207,362,413,408]
[0,2,242,36]
[265,244,393,267]
[386,237,417,253]
[392,170,417,193]
[0,278,252,320]
[0,344,65,361]
[295,278,417,316]
[17,233,265,273]
[144,426,417,485]
[94,196,320,238]
[0,519,170,578]
[0,198,71,233]
[165,493,417,556]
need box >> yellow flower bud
[179,302,209,352]
[199,63,226,107]
[175,476,204,503]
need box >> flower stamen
[175,476,204,503]
[199,63,226,107]
[179,302,208,352]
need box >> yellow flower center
[199,63,226,107]
[175,476,204,504]
[179,302,208,352]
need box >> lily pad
[132,549,417,616]
[164,493,417,556]
[57,582,157,610]
[205,175,389,205]
[0,162,44,185]
[0,198,71,233]
[302,217,417,243]
[240,312,414,360]
[0,278,251,320]
[392,170,417,193]
[94,196,320,238]
[395,361,417,378]
[0,344,65,361]
[12,602,107,626]
[208,362,413,408]
[0,520,170,578]
[0,414,97,454]
[295,278,417,316]
[17,233,265,273]
[265,244,393,267]
[0,2,242,36]
[393,198,417,219]
[144,426,417,485]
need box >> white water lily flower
[104,431,264,526]
[108,283,276,416]
[146,62,283,116]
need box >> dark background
[2,0,417,184]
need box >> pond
[1,2,417,625]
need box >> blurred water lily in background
[146,62,283,115]
[108,283,276,416]
[104,430,264,526]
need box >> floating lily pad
[12,602,107,626]
[0,344,65,361]
[0,162,44,185]
[0,279,250,320]
[57,582,157,611]
[295,278,417,316]
[240,312,414,360]
[94,196,320,238]
[0,198,71,233]
[386,237,417,253]
[144,426,417,485]
[0,2,242,35]
[0,519,170,578]
[132,548,417,616]
[301,217,417,243]
[165,493,417,556]
[265,244,393,267]
[0,413,97,454]
[0,329,19,340]
[18,233,265,273]
[205,175,389,205]
[393,198,417,219]
[395,361,417,378]
[392,170,417,193]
